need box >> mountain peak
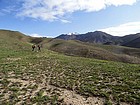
[56,31,118,43]
[67,32,79,35]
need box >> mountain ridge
[56,31,140,48]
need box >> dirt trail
[58,89,104,105]
[46,71,105,105]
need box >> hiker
[37,45,41,51]
[32,45,36,51]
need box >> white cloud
[99,21,140,36]
[28,33,54,38]
[61,19,71,23]
[16,0,138,21]
[29,33,43,37]
[105,0,138,6]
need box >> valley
[0,30,140,105]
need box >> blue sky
[0,0,140,37]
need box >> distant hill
[56,31,140,48]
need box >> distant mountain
[76,31,121,44]
[56,31,140,48]
[121,33,140,45]
[123,37,140,48]
[56,34,77,40]
[56,31,121,44]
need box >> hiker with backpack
[32,45,36,51]
[37,45,41,51]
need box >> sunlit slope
[0,43,140,104]
[0,30,31,50]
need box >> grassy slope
[44,39,140,64]
[0,30,140,104]
[0,30,32,48]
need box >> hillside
[0,30,31,49]
[44,39,140,64]
[0,30,140,105]
[0,29,30,42]
[123,37,140,48]
[0,29,47,50]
